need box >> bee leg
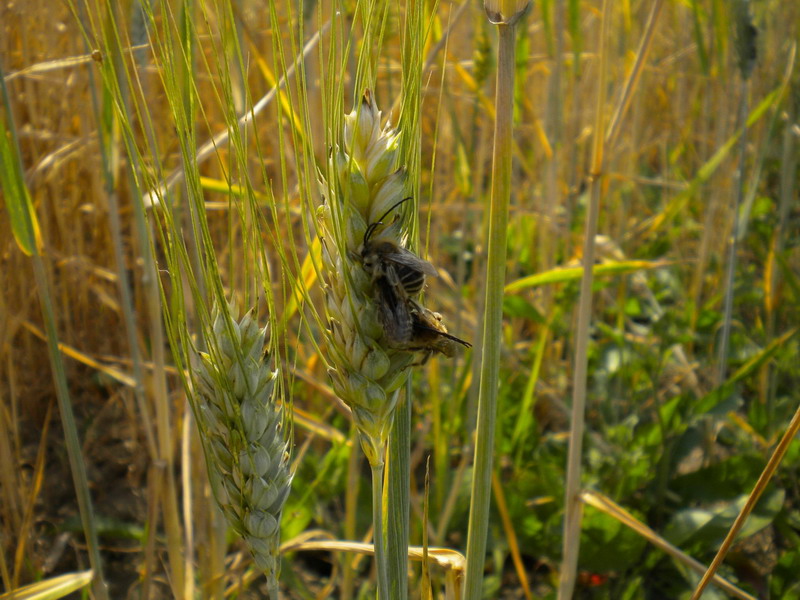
[411,350,433,367]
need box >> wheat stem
[559,0,611,596]
[464,3,526,594]
[386,387,410,600]
[372,460,389,598]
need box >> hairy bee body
[374,274,414,347]
[358,197,438,300]
[377,293,470,361]
[405,300,471,363]
[361,239,438,298]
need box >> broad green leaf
[665,486,784,547]
[502,295,543,322]
[579,505,648,572]
[648,83,784,236]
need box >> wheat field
[1,0,799,598]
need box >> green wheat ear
[317,91,413,466]
[193,307,292,585]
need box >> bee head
[361,246,379,270]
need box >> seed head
[193,307,292,579]
[318,91,414,465]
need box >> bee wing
[438,330,471,347]
[410,302,471,348]
[413,321,472,348]
[384,248,439,277]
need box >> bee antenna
[364,197,414,244]
[363,222,380,245]
[376,196,414,225]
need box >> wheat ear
[317,91,417,598]
[317,91,414,467]
[193,307,292,597]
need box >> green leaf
[1,70,41,256]
[771,550,800,598]
[505,260,670,293]
[695,328,798,415]
[671,454,766,503]
[502,295,543,322]
[579,505,648,572]
[648,83,785,236]
[664,486,784,548]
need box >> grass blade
[0,63,109,600]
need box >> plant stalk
[464,21,517,599]
[1,61,109,600]
[559,0,611,596]
[387,388,410,600]
[690,400,800,599]
[372,460,390,599]
[716,78,749,387]
[267,560,280,599]
[32,254,110,600]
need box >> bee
[360,198,469,361]
[377,291,470,363]
[404,299,471,363]
[359,197,439,299]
